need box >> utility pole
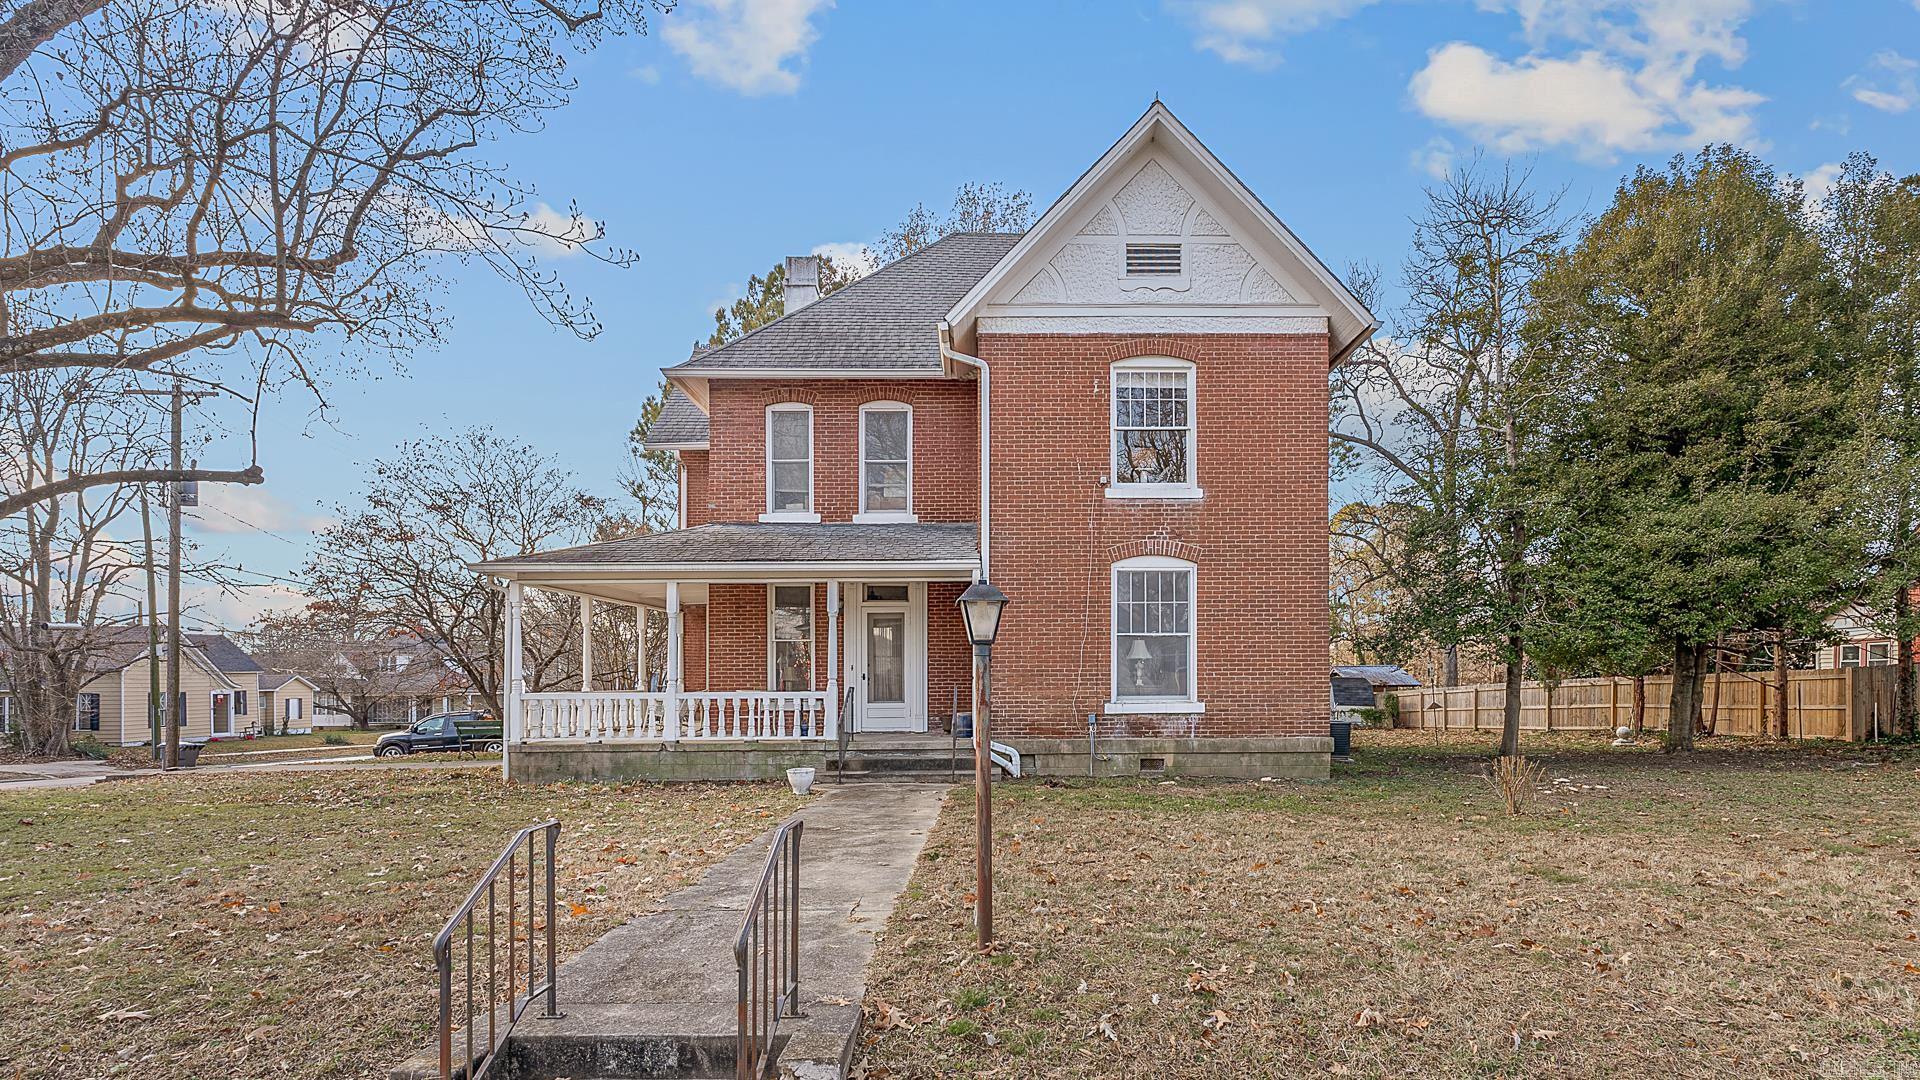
[139,485,162,760]
[125,380,207,769]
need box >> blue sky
[185,0,1920,627]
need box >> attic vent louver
[1125,242,1181,276]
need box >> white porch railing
[519,691,835,743]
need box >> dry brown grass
[860,728,1920,1078]
[0,769,799,1079]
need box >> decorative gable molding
[945,102,1376,361]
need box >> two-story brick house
[476,103,1375,781]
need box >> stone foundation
[508,735,1331,783]
[1013,735,1331,780]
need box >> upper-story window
[763,403,818,522]
[856,402,915,523]
[1108,357,1201,500]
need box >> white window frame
[1839,644,1862,667]
[854,401,917,523]
[1867,642,1894,666]
[1106,357,1202,501]
[1105,555,1203,715]
[767,584,815,693]
[286,696,303,721]
[761,403,819,523]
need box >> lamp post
[957,580,1009,948]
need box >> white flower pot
[786,766,816,795]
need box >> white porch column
[504,579,524,781]
[636,603,649,691]
[826,580,841,738]
[665,581,683,742]
[579,595,594,692]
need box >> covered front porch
[474,523,980,780]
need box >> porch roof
[471,521,980,580]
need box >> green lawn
[0,771,800,1079]
[860,729,1920,1078]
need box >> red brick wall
[683,581,973,732]
[980,332,1331,739]
[702,379,977,524]
[682,605,708,691]
[679,450,709,527]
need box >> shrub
[71,736,109,761]
[321,733,350,746]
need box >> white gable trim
[944,102,1376,362]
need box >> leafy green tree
[1820,156,1920,737]
[705,256,862,345]
[1525,147,1863,751]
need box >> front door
[849,583,926,732]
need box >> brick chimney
[784,255,820,311]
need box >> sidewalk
[394,782,947,1080]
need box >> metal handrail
[735,819,803,1079]
[435,819,561,1080]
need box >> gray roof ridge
[666,232,1023,372]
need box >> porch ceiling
[470,522,980,606]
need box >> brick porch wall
[980,332,1332,739]
[701,379,978,524]
[691,581,973,731]
[679,450,709,527]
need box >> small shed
[1332,665,1420,712]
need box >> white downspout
[939,320,989,581]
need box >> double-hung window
[769,585,814,692]
[1108,358,1200,499]
[856,402,915,522]
[1867,642,1894,666]
[763,404,818,522]
[1107,556,1201,713]
[74,692,101,732]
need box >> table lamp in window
[1126,638,1154,693]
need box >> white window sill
[1104,484,1204,501]
[852,511,918,524]
[1103,700,1206,716]
[759,511,821,524]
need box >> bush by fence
[1393,666,1900,741]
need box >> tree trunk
[1665,639,1702,753]
[1896,585,1916,739]
[1632,675,1646,733]
[1443,645,1459,689]
[1499,638,1523,758]
[1772,627,1790,740]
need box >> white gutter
[938,320,990,581]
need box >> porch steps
[824,735,1007,783]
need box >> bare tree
[1330,158,1562,758]
[302,427,603,717]
[0,368,152,752]
[0,0,661,517]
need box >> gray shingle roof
[643,388,709,450]
[187,633,264,673]
[1333,664,1420,688]
[665,233,1023,374]
[476,522,979,570]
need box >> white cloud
[628,64,662,84]
[810,240,875,277]
[514,203,602,258]
[1800,161,1843,209]
[1410,136,1456,180]
[1408,1,1765,157]
[187,484,330,537]
[1845,50,1918,114]
[180,581,308,632]
[662,0,832,96]
[1173,0,1385,66]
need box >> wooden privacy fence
[1393,666,1901,742]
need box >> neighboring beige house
[259,672,319,733]
[63,627,319,745]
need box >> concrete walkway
[398,782,945,1080]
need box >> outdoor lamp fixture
[956,579,1009,948]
